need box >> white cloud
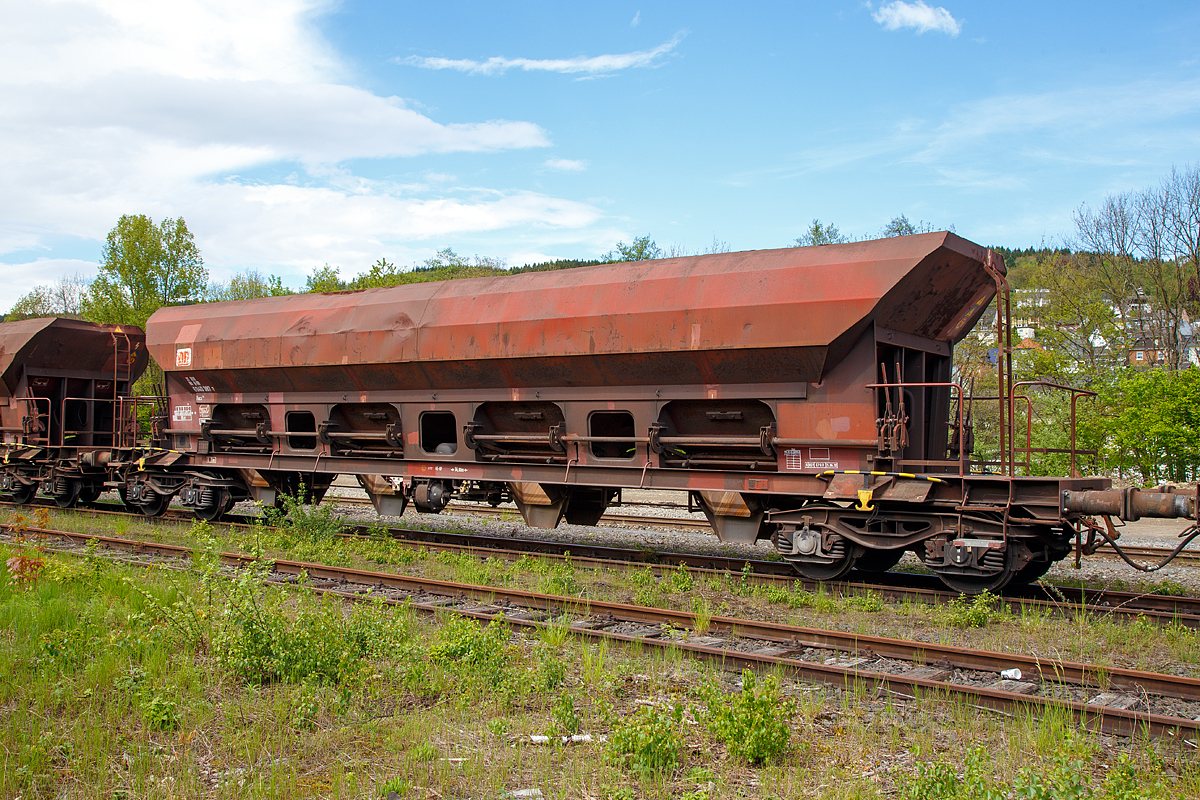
[0,0,620,310]
[543,158,588,172]
[872,1,961,37]
[0,259,99,306]
[631,11,641,27]
[400,33,684,76]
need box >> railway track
[333,521,1200,626]
[11,524,1200,741]
[338,495,1200,569]
[329,494,715,530]
[5,496,1200,627]
[1090,543,1200,567]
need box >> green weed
[700,670,791,765]
[942,590,1009,628]
[428,614,512,687]
[691,596,712,635]
[142,692,181,731]
[665,564,695,594]
[262,482,345,541]
[552,692,581,734]
[901,747,1002,800]
[378,776,408,797]
[211,571,411,685]
[536,648,567,691]
[847,589,885,613]
[764,580,820,609]
[290,683,322,729]
[605,703,685,779]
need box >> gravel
[311,480,1200,593]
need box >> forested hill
[989,246,1073,289]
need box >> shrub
[428,615,512,684]
[262,482,344,540]
[943,590,1008,628]
[213,574,410,685]
[701,670,791,765]
[5,549,46,586]
[605,703,685,778]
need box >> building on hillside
[1128,336,1168,366]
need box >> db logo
[175,347,192,368]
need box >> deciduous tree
[82,215,206,328]
[882,215,935,237]
[5,274,88,320]
[214,270,291,301]
[606,235,662,262]
[794,220,847,247]
[305,264,345,293]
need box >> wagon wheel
[54,479,81,508]
[1009,556,1055,586]
[78,483,103,504]
[117,486,138,512]
[193,490,232,522]
[934,547,1018,595]
[854,548,905,573]
[138,492,170,518]
[9,482,36,505]
[787,552,858,582]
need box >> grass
[4,506,1200,797]
[12,505,1200,679]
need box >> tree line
[954,166,1200,485]
[4,210,940,329]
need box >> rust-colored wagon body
[146,232,992,395]
[2,235,1192,592]
[0,317,147,505]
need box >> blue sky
[2,1,1200,309]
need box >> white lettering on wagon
[783,448,841,472]
[172,404,194,422]
[183,375,215,393]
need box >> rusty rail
[19,525,1200,740]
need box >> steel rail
[5,495,1200,626]
[12,524,1200,739]
[1091,543,1200,567]
[328,495,715,530]
[340,524,1200,623]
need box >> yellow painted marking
[817,469,946,484]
